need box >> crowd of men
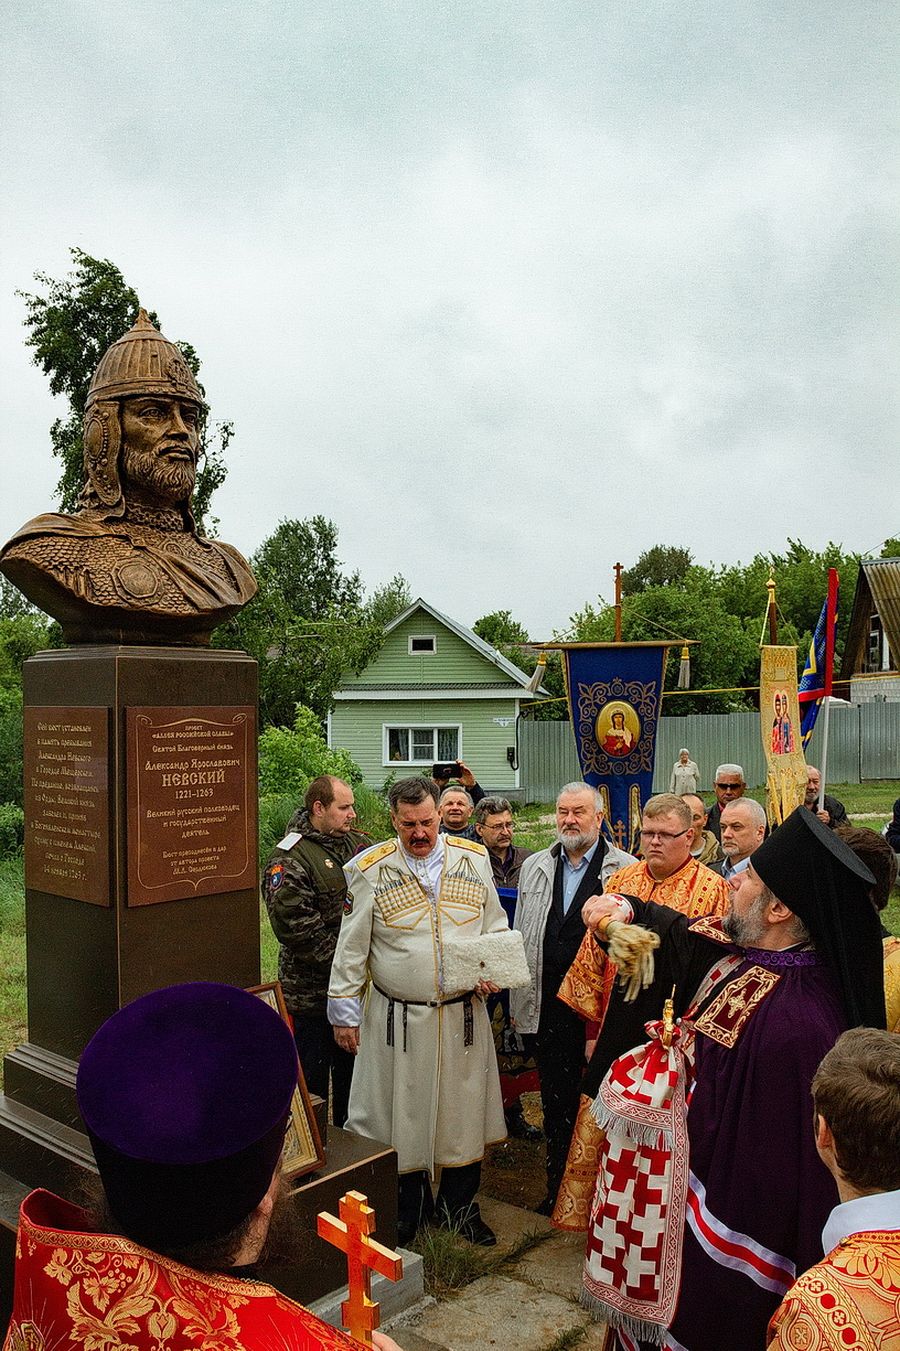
[6,757,898,1351]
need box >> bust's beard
[121,446,196,507]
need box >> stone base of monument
[0,1123,404,1330]
[0,644,410,1329]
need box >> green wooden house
[328,599,543,795]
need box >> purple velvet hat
[76,982,298,1249]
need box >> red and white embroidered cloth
[582,956,739,1346]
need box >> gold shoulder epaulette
[357,840,397,871]
[688,914,731,946]
[447,835,486,855]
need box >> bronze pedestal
[0,645,400,1327]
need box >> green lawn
[1,782,897,1087]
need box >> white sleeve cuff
[606,894,634,923]
[327,996,361,1027]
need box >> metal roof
[339,681,518,691]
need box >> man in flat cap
[0,310,256,645]
[577,807,886,1351]
[4,982,402,1351]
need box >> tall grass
[0,856,26,1082]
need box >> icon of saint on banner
[595,701,641,758]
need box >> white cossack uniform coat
[329,834,508,1175]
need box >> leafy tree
[217,516,410,728]
[621,546,695,596]
[521,651,569,721]
[0,801,24,856]
[880,537,900,558]
[0,582,58,808]
[258,705,363,798]
[18,247,229,532]
[473,610,529,646]
[714,540,860,672]
[364,575,413,632]
[469,609,570,720]
[0,686,25,807]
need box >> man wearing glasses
[601,793,730,919]
[549,794,730,1230]
[707,762,747,841]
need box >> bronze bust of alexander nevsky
[0,310,256,645]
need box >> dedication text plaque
[24,706,110,905]
[126,705,257,907]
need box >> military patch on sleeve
[343,891,354,915]
[265,862,285,892]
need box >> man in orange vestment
[768,1027,900,1349]
[552,794,729,1229]
[4,983,403,1351]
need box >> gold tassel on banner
[676,645,691,690]
[525,651,547,694]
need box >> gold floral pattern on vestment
[883,936,900,1034]
[5,1321,46,1351]
[767,1234,900,1350]
[688,914,732,946]
[604,859,729,920]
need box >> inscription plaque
[126,705,257,907]
[24,707,110,905]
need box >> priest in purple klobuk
[579,808,886,1351]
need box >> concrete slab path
[382,1196,609,1351]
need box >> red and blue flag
[797,568,839,748]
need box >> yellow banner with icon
[759,646,808,827]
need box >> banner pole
[817,568,839,814]
[817,695,832,814]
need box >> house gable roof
[840,558,900,677]
[339,598,545,694]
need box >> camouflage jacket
[262,809,370,1017]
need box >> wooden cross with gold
[317,1190,403,1345]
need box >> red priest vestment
[3,1190,359,1351]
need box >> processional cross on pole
[317,1190,404,1345]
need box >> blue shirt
[561,838,600,915]
[722,855,750,884]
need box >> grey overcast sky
[2,1,897,637]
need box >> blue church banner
[556,643,671,853]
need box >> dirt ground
[480,1092,548,1211]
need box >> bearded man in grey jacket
[510,782,635,1214]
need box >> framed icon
[248,981,326,1179]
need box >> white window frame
[382,723,462,767]
[408,634,437,655]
